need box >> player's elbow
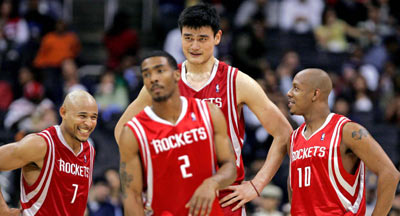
[380,167,400,186]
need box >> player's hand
[186,178,218,216]
[0,207,21,216]
[219,180,258,211]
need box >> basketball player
[119,51,236,216]
[0,90,98,216]
[115,4,292,214]
[287,68,400,215]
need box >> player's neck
[59,124,81,153]
[304,106,331,134]
[186,56,216,75]
[152,94,183,124]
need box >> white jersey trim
[132,118,154,213]
[227,66,241,167]
[21,130,56,216]
[55,125,83,156]
[328,117,364,213]
[180,59,219,92]
[301,113,334,140]
[196,99,216,174]
[144,96,188,126]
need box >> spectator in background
[87,178,117,216]
[358,4,393,48]
[104,11,139,69]
[276,50,302,96]
[0,0,29,49]
[280,0,323,34]
[22,0,56,64]
[351,74,374,113]
[234,0,270,28]
[33,19,80,105]
[314,7,361,53]
[4,80,57,133]
[104,169,123,216]
[251,184,283,216]
[163,27,185,63]
[334,0,368,27]
[62,58,87,95]
[94,72,128,123]
[232,11,268,79]
[33,19,80,68]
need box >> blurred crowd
[0,0,399,215]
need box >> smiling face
[181,26,221,65]
[60,91,98,143]
[141,56,180,102]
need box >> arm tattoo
[120,162,133,199]
[351,128,369,140]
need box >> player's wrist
[204,178,219,191]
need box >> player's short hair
[178,3,220,36]
[140,50,178,70]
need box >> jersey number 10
[297,166,311,188]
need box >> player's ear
[312,89,320,102]
[59,105,66,118]
[214,30,222,45]
[174,69,180,82]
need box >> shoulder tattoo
[351,128,369,140]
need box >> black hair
[140,50,178,70]
[178,3,220,36]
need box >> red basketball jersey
[126,96,223,216]
[20,125,95,216]
[178,60,245,184]
[290,113,366,215]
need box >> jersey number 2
[71,184,78,204]
[178,155,193,178]
[297,166,311,188]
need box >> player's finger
[221,185,236,191]
[205,198,213,216]
[220,195,240,207]
[186,197,198,216]
[232,200,246,211]
[193,198,204,216]
[218,191,236,203]
[198,198,209,216]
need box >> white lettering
[151,127,208,154]
[58,159,90,178]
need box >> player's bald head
[296,68,332,99]
[62,90,96,110]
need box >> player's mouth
[189,52,202,57]
[151,84,163,92]
[288,100,295,108]
[78,127,91,136]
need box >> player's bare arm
[114,86,152,144]
[0,134,47,215]
[342,122,400,216]
[119,126,145,216]
[186,103,237,216]
[220,71,292,210]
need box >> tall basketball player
[115,4,292,214]
[0,90,98,216]
[287,68,400,215]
